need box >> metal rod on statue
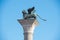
[36,14,47,21]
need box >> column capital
[17,19,39,33]
[18,19,38,26]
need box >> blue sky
[0,0,60,40]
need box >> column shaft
[24,32,33,40]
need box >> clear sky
[0,0,60,40]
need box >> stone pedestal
[18,19,38,40]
